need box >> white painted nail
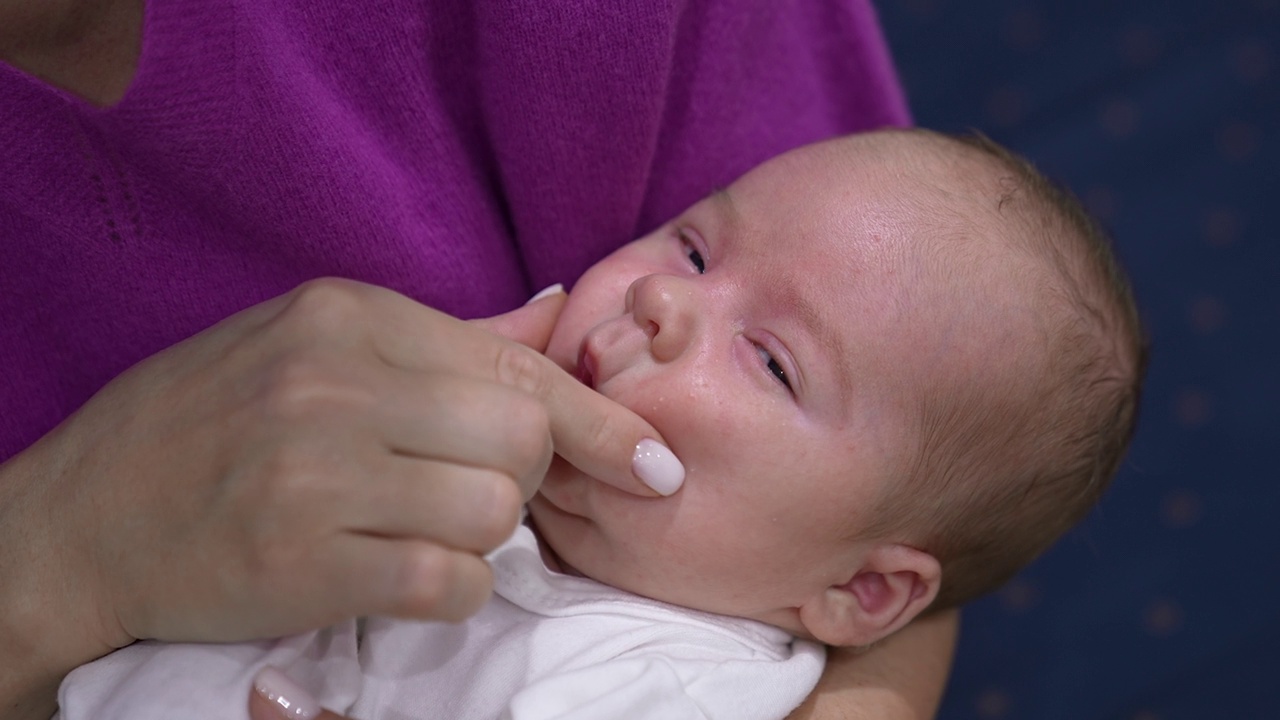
[632,438,685,496]
[253,666,321,720]
[526,283,565,305]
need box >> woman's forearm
[788,610,959,720]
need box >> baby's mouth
[575,343,598,390]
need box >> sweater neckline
[0,0,234,118]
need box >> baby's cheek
[603,373,707,448]
[543,333,575,372]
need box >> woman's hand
[0,279,680,719]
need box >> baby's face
[530,134,1016,636]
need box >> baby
[57,128,1144,720]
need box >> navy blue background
[877,1,1279,718]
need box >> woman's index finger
[532,363,685,497]
[364,288,683,496]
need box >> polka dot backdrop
[876,0,1280,718]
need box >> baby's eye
[687,248,706,274]
[756,345,792,391]
[679,231,706,274]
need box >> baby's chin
[523,504,586,578]
[528,456,657,589]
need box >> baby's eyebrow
[711,187,739,224]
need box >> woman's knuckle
[493,344,549,398]
[585,409,624,451]
[397,546,452,614]
[281,278,365,331]
[473,475,522,549]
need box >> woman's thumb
[470,283,566,352]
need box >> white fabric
[58,522,825,720]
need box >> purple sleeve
[0,0,908,460]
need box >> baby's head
[530,129,1144,647]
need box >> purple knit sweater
[0,0,908,462]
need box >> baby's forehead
[766,130,1101,470]
[825,131,1018,212]
[730,127,1059,342]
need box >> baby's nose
[627,274,697,362]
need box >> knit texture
[0,0,909,460]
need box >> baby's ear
[797,544,941,647]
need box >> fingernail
[253,666,321,720]
[632,438,685,496]
[526,283,565,305]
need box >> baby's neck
[520,508,813,642]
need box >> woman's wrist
[0,436,122,720]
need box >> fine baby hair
[860,128,1147,613]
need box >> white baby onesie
[58,521,825,720]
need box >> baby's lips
[632,438,685,496]
[575,344,597,389]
